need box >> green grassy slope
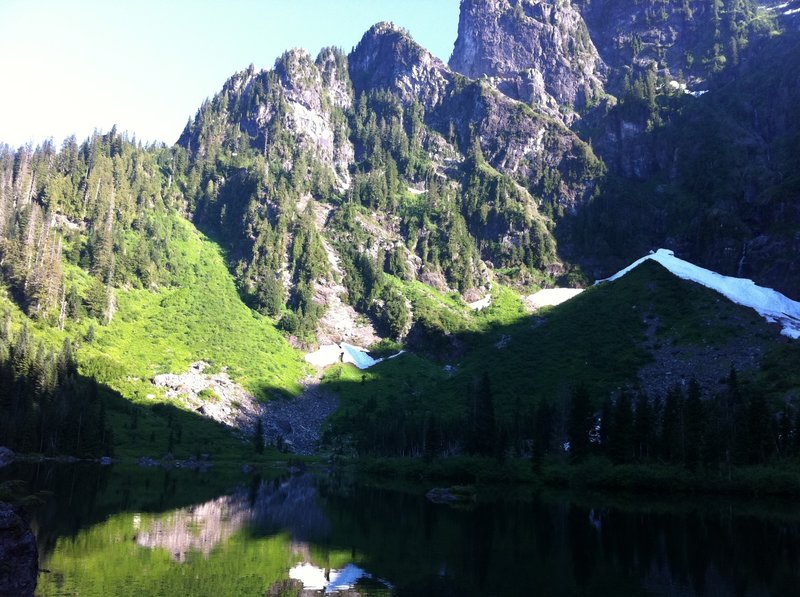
[325,260,798,452]
[1,215,308,459]
[81,217,306,400]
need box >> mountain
[571,25,800,298]
[449,0,606,122]
[1,0,799,465]
[175,21,604,346]
[323,254,800,459]
[446,0,800,299]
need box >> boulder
[0,502,38,597]
[0,448,14,469]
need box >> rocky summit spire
[449,0,605,117]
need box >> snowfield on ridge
[598,249,800,339]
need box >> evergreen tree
[684,378,704,471]
[661,385,684,463]
[568,385,593,463]
[599,394,614,453]
[253,418,265,454]
[747,390,772,465]
[610,391,634,464]
[470,372,497,457]
[531,401,552,471]
[633,392,655,462]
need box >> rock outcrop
[450,0,606,118]
[350,21,603,208]
[261,384,339,455]
[179,47,355,191]
[0,502,37,597]
[152,362,339,455]
[0,448,14,469]
[153,362,263,435]
[349,22,455,111]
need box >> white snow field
[524,288,584,311]
[305,342,405,370]
[597,249,800,339]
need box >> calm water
[4,463,800,596]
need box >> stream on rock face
[2,462,800,596]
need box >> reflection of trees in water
[13,463,113,556]
[317,485,800,596]
[135,474,330,562]
[13,463,800,595]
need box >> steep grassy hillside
[79,216,306,400]
[1,214,307,459]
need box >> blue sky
[0,0,460,147]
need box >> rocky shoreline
[0,502,38,597]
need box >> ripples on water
[3,462,800,596]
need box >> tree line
[552,369,791,470]
[333,367,799,472]
[0,314,112,456]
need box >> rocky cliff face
[349,22,456,111]
[569,28,800,300]
[351,22,602,208]
[449,0,606,119]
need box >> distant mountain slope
[175,22,603,345]
[325,257,799,456]
[2,0,800,460]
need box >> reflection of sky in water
[290,562,392,594]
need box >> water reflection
[130,473,385,593]
[135,492,253,561]
[289,562,393,593]
[4,463,800,596]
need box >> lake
[3,462,800,596]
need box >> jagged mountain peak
[450,0,606,116]
[365,20,412,37]
[349,20,454,108]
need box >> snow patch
[305,343,404,370]
[289,562,392,593]
[304,344,344,368]
[524,288,584,311]
[597,249,800,339]
[341,342,381,369]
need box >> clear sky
[0,0,460,148]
